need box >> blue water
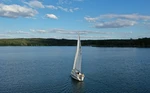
[0,47,150,93]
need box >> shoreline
[0,38,150,47]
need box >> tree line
[0,38,150,47]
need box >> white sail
[71,35,84,81]
[73,35,82,72]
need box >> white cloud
[101,14,150,21]
[30,28,64,34]
[0,3,38,18]
[57,6,79,12]
[57,0,72,5]
[95,19,137,28]
[46,4,79,12]
[0,34,11,37]
[46,5,58,10]
[57,6,68,12]
[27,28,135,39]
[84,14,150,28]
[74,7,79,11]
[7,31,30,34]
[84,14,150,21]
[84,16,99,22]
[24,1,44,8]
[85,14,150,22]
[81,36,110,39]
[30,29,47,33]
[0,28,134,39]
[57,0,84,5]
[46,14,58,19]
[29,28,116,35]
[69,9,73,12]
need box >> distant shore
[0,38,150,47]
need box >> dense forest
[0,38,150,47]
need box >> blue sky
[0,0,150,39]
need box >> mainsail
[73,35,82,72]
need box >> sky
[0,0,150,40]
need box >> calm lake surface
[0,46,150,93]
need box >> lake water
[0,47,150,93]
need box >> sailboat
[71,35,85,81]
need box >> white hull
[71,69,84,81]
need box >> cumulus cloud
[95,19,137,28]
[24,0,44,8]
[46,14,58,19]
[0,3,38,18]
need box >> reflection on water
[71,78,84,93]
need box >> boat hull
[71,69,84,81]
